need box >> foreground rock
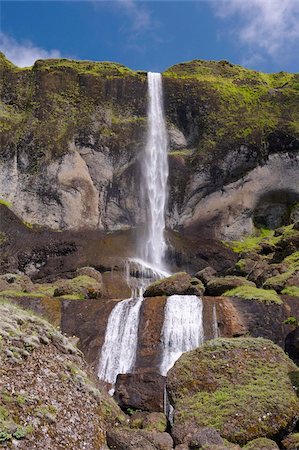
[0,301,124,448]
[107,428,173,450]
[144,272,204,298]
[167,337,299,445]
[114,372,166,412]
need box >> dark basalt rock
[144,272,204,298]
[114,372,166,413]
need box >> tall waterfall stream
[98,73,205,387]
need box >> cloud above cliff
[213,0,299,66]
[117,0,151,31]
[0,33,62,67]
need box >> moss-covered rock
[282,433,299,449]
[53,275,102,299]
[143,272,204,298]
[224,285,282,304]
[206,276,255,296]
[242,437,279,450]
[0,300,125,448]
[167,337,299,445]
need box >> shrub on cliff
[167,337,299,445]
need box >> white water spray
[141,72,169,269]
[160,295,204,376]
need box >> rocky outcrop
[144,272,204,297]
[167,337,299,445]
[114,372,166,412]
[0,302,124,448]
[1,55,298,241]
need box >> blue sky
[0,0,298,73]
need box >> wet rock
[206,276,255,296]
[114,372,166,412]
[144,272,204,298]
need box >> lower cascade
[97,295,143,385]
[160,295,204,376]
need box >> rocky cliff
[1,53,298,241]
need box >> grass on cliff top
[170,337,299,445]
[164,59,299,90]
[224,285,282,304]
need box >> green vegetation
[164,60,299,150]
[228,228,273,253]
[224,285,282,304]
[284,316,298,326]
[282,286,299,298]
[0,198,12,208]
[0,290,46,299]
[168,337,299,444]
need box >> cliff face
[0,54,298,239]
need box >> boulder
[282,433,299,449]
[76,266,103,284]
[167,337,299,445]
[206,276,255,296]
[144,272,204,298]
[0,273,34,292]
[195,266,217,286]
[107,429,173,450]
[114,372,166,412]
[54,274,102,299]
[243,438,279,450]
[130,412,167,433]
[189,427,224,448]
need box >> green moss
[243,437,279,449]
[282,286,299,298]
[228,228,273,253]
[164,60,299,149]
[284,316,298,326]
[0,198,12,208]
[59,294,85,300]
[0,290,46,299]
[168,337,299,444]
[224,285,282,304]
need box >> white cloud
[118,0,151,31]
[0,33,62,67]
[213,0,299,64]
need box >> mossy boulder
[143,272,204,298]
[167,337,299,445]
[0,273,34,293]
[224,285,282,304]
[282,433,299,449]
[129,412,167,433]
[0,301,124,447]
[242,438,279,450]
[206,276,255,296]
[53,275,102,299]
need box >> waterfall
[160,295,204,376]
[98,296,143,385]
[141,72,169,269]
[98,72,169,387]
[212,304,220,338]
